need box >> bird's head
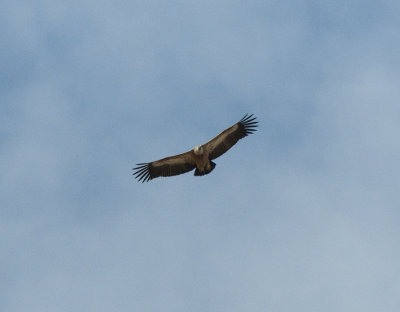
[193,145,204,155]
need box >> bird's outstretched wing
[133,151,196,182]
[203,114,258,160]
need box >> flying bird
[133,114,258,182]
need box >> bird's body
[133,114,258,182]
[192,145,215,176]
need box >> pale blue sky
[1,1,400,311]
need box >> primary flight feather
[133,114,258,182]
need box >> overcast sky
[2,1,400,311]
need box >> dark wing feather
[204,114,258,160]
[132,151,196,182]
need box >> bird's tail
[194,161,216,176]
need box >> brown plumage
[133,114,258,182]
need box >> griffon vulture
[133,114,258,182]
